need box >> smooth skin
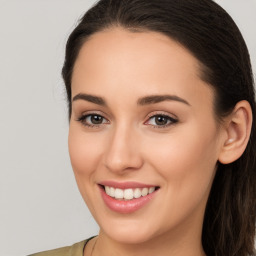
[68,28,252,256]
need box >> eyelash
[76,114,109,128]
[145,113,178,128]
[76,112,178,129]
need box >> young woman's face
[69,28,225,244]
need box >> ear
[218,100,252,164]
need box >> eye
[77,114,109,127]
[145,114,178,128]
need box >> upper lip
[99,180,159,189]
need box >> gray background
[0,1,255,255]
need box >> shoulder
[28,239,88,256]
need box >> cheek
[145,125,219,201]
[68,126,107,214]
[68,126,104,182]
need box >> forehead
[71,27,214,109]
[73,27,202,80]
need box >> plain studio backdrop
[0,1,255,255]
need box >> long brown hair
[62,0,256,255]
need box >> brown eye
[77,114,109,127]
[89,115,104,124]
[146,114,178,128]
[155,115,169,125]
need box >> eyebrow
[72,93,190,106]
[137,95,190,106]
[72,93,106,106]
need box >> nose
[103,124,144,174]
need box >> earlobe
[218,100,252,164]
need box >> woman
[30,0,256,255]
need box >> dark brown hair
[62,0,256,255]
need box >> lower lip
[100,186,157,214]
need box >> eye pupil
[91,115,103,124]
[155,115,168,125]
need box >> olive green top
[28,238,93,256]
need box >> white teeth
[115,188,123,199]
[149,187,155,193]
[105,186,110,195]
[141,188,148,196]
[104,186,157,200]
[124,189,133,200]
[134,188,141,198]
[110,186,115,197]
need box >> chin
[97,216,162,245]
[104,227,155,244]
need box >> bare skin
[69,27,252,256]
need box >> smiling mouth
[101,185,160,201]
[99,183,160,213]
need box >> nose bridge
[103,121,143,173]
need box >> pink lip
[99,180,157,189]
[99,183,159,214]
